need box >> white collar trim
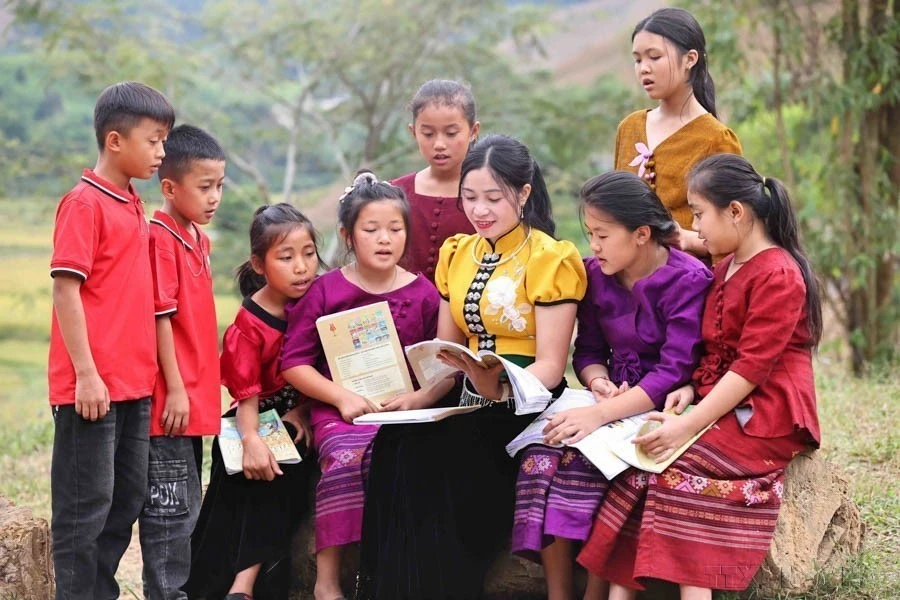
[80,175,131,203]
[150,218,194,250]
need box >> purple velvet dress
[281,269,440,551]
[511,248,712,561]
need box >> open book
[316,301,414,406]
[354,405,480,425]
[505,389,711,479]
[405,339,552,415]
[219,409,302,476]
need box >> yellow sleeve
[525,238,588,305]
[435,233,466,300]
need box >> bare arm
[156,316,189,435]
[528,303,578,389]
[52,274,109,420]
[282,364,378,423]
[436,299,466,344]
[235,394,282,481]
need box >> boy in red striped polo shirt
[49,81,175,600]
[138,124,225,600]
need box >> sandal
[224,594,253,600]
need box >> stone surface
[0,498,54,600]
[290,451,864,598]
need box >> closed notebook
[219,409,302,476]
[315,301,414,406]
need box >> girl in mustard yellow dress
[615,7,742,259]
[357,135,587,600]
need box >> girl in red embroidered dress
[578,154,823,599]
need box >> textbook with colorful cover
[404,339,552,415]
[315,301,414,407]
[219,409,302,476]
[505,389,712,479]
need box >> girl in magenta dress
[186,203,320,600]
[579,154,823,599]
[512,172,711,599]
[281,172,446,600]
[393,79,479,281]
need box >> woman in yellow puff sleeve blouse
[358,135,587,600]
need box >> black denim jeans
[138,435,203,600]
[51,397,150,600]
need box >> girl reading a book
[511,171,712,600]
[280,172,450,600]
[357,135,587,600]
[186,203,320,600]
[392,79,480,282]
[578,154,822,599]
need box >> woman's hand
[241,434,282,481]
[632,412,697,463]
[542,405,605,445]
[663,385,695,415]
[337,393,380,423]
[438,350,505,400]
[381,389,434,411]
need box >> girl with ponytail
[579,154,822,598]
[188,203,321,600]
[615,7,742,259]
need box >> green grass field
[0,198,896,598]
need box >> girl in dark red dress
[186,204,321,600]
[392,79,480,281]
[578,154,823,600]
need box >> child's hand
[162,388,190,436]
[242,434,282,481]
[542,405,604,445]
[381,390,431,412]
[75,370,110,421]
[281,407,312,447]
[338,393,380,423]
[632,412,696,463]
[438,350,505,400]
[588,376,618,400]
[663,385,695,414]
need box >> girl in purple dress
[512,171,712,599]
[281,172,447,600]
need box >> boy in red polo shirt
[49,81,175,600]
[138,124,225,600]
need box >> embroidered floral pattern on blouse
[484,274,531,332]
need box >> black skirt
[184,414,315,600]
[357,402,538,600]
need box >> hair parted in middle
[459,134,556,238]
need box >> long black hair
[688,154,823,347]
[580,171,678,247]
[236,203,322,297]
[633,7,717,118]
[459,134,556,237]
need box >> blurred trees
[692,0,898,374]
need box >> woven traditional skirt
[312,417,379,551]
[578,412,808,591]
[511,445,609,562]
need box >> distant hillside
[505,0,668,85]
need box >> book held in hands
[505,389,711,479]
[315,301,414,406]
[219,409,302,476]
